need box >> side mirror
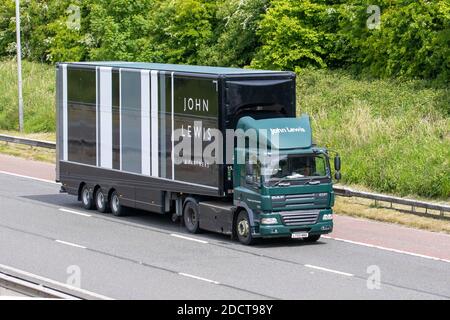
[334,171,341,181]
[245,175,254,185]
[334,154,341,171]
[334,154,341,181]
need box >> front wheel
[235,210,256,245]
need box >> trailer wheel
[303,234,321,243]
[183,200,200,234]
[95,188,110,213]
[235,210,256,245]
[81,185,95,210]
[110,191,126,217]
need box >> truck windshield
[262,154,329,186]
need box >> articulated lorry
[56,62,340,245]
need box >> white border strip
[95,67,99,167]
[99,67,113,169]
[171,72,175,180]
[141,70,151,176]
[61,64,68,161]
[119,69,123,171]
[151,70,159,177]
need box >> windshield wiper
[305,176,321,185]
[271,177,292,187]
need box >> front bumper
[255,209,333,238]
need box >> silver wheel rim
[97,192,104,209]
[237,219,249,237]
[112,195,119,212]
[82,189,89,205]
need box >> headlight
[322,213,333,221]
[261,217,278,225]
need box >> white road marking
[0,171,57,184]
[178,273,220,285]
[59,208,91,217]
[323,236,450,264]
[170,233,208,244]
[55,240,87,249]
[304,264,354,277]
[2,169,449,266]
[0,263,112,300]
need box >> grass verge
[0,141,55,163]
[298,68,450,200]
[334,197,450,235]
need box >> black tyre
[183,200,200,234]
[81,185,95,210]
[303,234,321,242]
[110,191,126,216]
[95,188,110,213]
[235,210,256,245]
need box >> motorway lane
[0,173,449,299]
[2,153,449,262]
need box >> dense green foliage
[0,60,54,132]
[0,59,448,198]
[0,0,448,80]
[298,68,449,198]
[0,1,448,198]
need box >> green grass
[298,68,450,199]
[0,59,55,132]
[0,60,449,199]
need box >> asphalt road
[0,172,449,299]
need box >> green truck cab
[232,116,340,244]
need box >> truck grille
[280,210,319,226]
[285,193,315,206]
[272,193,328,209]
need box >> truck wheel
[183,200,200,234]
[81,185,95,210]
[235,210,255,245]
[95,188,110,213]
[303,234,321,242]
[110,191,126,217]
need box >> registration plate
[291,232,309,239]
